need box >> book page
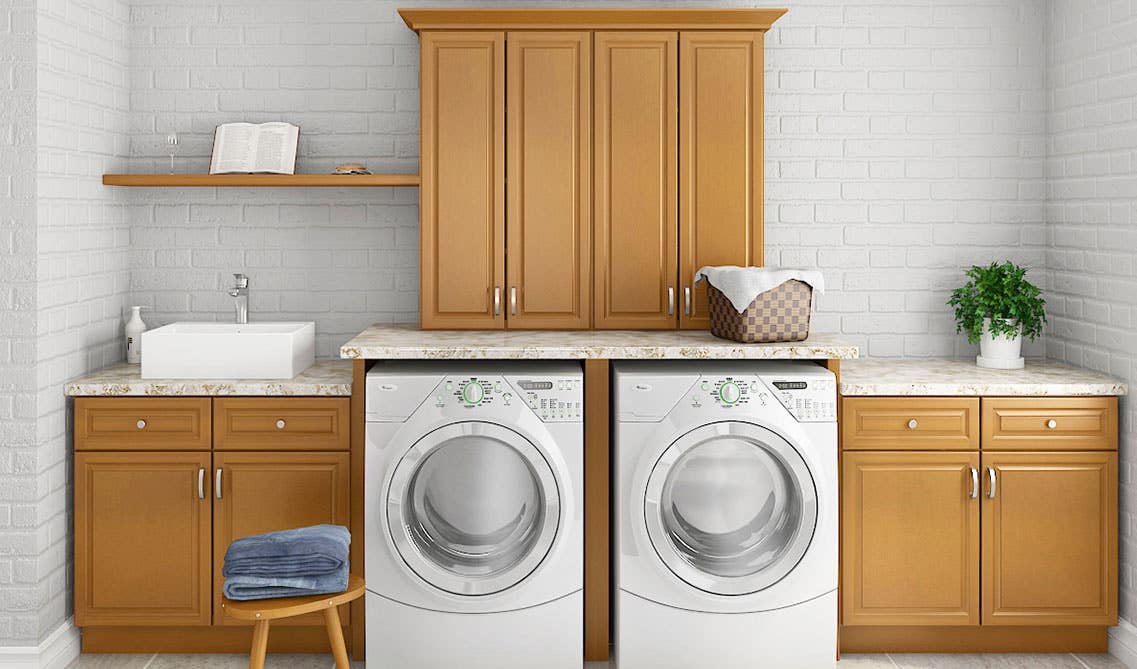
[209,123,256,174]
[251,123,299,174]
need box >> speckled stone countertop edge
[839,358,1128,397]
[64,359,354,397]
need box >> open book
[209,122,299,175]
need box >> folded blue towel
[223,524,350,579]
[223,564,349,601]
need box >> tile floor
[65,653,1127,668]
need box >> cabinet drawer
[75,398,211,451]
[982,397,1118,451]
[213,398,350,451]
[842,398,979,451]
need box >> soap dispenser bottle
[125,306,147,364]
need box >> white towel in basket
[694,266,826,313]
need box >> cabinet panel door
[593,31,678,329]
[420,31,505,329]
[507,31,592,329]
[982,451,1117,626]
[75,451,212,626]
[842,451,979,626]
[213,452,350,626]
[679,31,764,329]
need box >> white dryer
[614,360,838,669]
[365,361,583,669]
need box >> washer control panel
[435,377,505,409]
[690,376,770,409]
[763,376,837,422]
[512,377,583,422]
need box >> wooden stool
[221,574,365,669]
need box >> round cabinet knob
[1047,419,1057,429]
[719,382,741,404]
[136,419,146,429]
[276,419,286,429]
[462,382,484,405]
[907,419,918,429]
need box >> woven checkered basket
[706,280,813,343]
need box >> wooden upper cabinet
[593,32,678,329]
[420,31,505,330]
[981,451,1117,626]
[213,451,350,626]
[75,451,212,627]
[842,451,980,626]
[678,31,764,329]
[506,32,592,329]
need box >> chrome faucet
[227,273,249,324]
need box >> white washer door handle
[907,419,918,429]
[276,419,286,429]
[1047,419,1057,429]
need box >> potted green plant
[948,261,1046,369]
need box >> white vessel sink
[141,322,316,379]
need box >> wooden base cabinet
[840,396,1119,652]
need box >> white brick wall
[0,0,40,646]
[33,0,131,644]
[1045,0,1137,622]
[122,0,1049,359]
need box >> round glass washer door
[386,421,560,596]
[644,421,817,596]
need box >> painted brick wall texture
[0,0,40,645]
[1046,0,1137,622]
[122,0,1047,359]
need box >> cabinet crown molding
[398,8,788,32]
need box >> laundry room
[1,0,1133,668]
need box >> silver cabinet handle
[493,287,501,316]
[215,468,223,500]
[510,286,517,316]
[276,419,285,429]
[198,468,205,500]
[969,467,978,499]
[987,467,996,499]
[684,286,692,315]
[907,419,918,429]
[1047,419,1057,429]
[137,419,146,429]
[667,287,675,316]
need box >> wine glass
[166,132,179,174]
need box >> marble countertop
[840,358,1128,396]
[339,324,860,360]
[65,359,353,396]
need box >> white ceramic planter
[976,318,1024,369]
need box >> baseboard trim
[0,619,81,669]
[839,624,1107,653]
[1109,618,1137,668]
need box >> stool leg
[250,619,270,669]
[324,606,350,669]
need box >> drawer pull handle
[907,419,918,429]
[215,468,223,500]
[136,419,146,429]
[1047,419,1057,429]
[197,468,205,500]
[987,467,997,499]
[276,419,286,429]
[969,467,978,499]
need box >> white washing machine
[365,361,583,669]
[614,360,838,669]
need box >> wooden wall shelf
[399,8,788,31]
[102,174,421,188]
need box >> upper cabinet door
[678,32,764,329]
[420,31,505,329]
[981,451,1118,626]
[506,32,592,329]
[593,32,678,330]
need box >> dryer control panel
[761,376,837,422]
[690,376,768,409]
[509,376,584,422]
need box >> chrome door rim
[386,421,561,596]
[643,421,818,596]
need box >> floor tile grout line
[141,652,159,669]
[1070,652,1093,669]
[885,653,901,667]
